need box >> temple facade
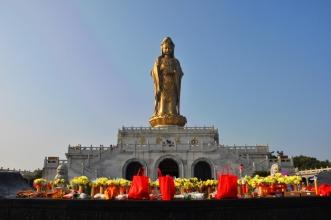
[42,126,294,180]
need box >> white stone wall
[43,126,293,180]
[52,126,279,180]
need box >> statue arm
[175,59,184,95]
[151,59,160,96]
[151,59,161,115]
[176,59,184,77]
[175,59,183,114]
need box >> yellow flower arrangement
[94,177,109,186]
[204,179,218,187]
[70,176,90,186]
[183,181,194,190]
[105,178,131,187]
[274,172,282,178]
[196,181,204,190]
[173,178,218,192]
[117,178,131,187]
[149,180,159,188]
[53,178,65,186]
[174,178,185,187]
[245,173,302,188]
[189,177,199,183]
[276,176,287,184]
[285,175,302,185]
[33,178,47,185]
[174,179,181,188]
[246,175,257,188]
[106,179,117,186]
[263,175,277,184]
[292,176,302,185]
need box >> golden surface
[149,114,187,127]
[150,37,186,127]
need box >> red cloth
[105,186,119,200]
[306,185,314,191]
[318,184,331,196]
[215,174,238,199]
[158,169,175,201]
[128,169,150,200]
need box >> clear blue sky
[0,0,330,170]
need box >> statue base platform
[149,114,187,127]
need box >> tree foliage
[293,155,331,170]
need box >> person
[151,37,184,117]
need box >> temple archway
[158,158,179,178]
[124,161,143,180]
[192,160,213,180]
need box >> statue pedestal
[149,115,187,127]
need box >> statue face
[162,43,173,56]
[271,164,280,174]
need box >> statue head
[54,164,68,181]
[270,163,281,176]
[161,37,175,57]
[56,164,67,174]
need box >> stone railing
[0,167,44,177]
[226,145,257,150]
[120,126,218,134]
[0,167,34,173]
[68,144,117,152]
[121,126,216,130]
[224,145,269,153]
[120,143,217,152]
[296,167,331,176]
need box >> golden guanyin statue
[149,37,187,127]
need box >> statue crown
[161,37,175,48]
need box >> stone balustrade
[225,145,269,153]
[119,143,217,153]
[0,167,41,174]
[121,126,216,131]
[0,167,24,172]
[296,167,331,176]
[68,144,117,151]
[66,143,271,155]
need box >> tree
[293,155,331,170]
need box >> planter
[78,185,84,194]
[35,185,41,193]
[99,185,105,194]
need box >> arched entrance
[125,161,143,180]
[158,158,179,177]
[194,161,212,180]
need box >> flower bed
[16,173,330,200]
[237,173,304,197]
